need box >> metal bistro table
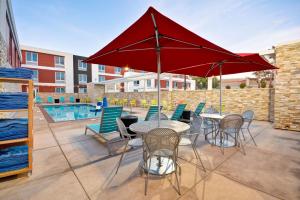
[129,120,190,175]
[200,113,236,147]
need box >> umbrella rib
[161,35,239,57]
[86,36,155,61]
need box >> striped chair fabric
[170,104,187,120]
[194,102,205,116]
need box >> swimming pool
[43,104,128,122]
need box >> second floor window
[78,74,87,83]
[79,87,87,93]
[98,65,105,72]
[55,72,65,82]
[147,80,151,87]
[98,76,105,82]
[32,70,38,82]
[78,60,87,71]
[55,56,64,67]
[134,80,140,86]
[115,67,121,74]
[26,51,38,64]
[55,87,65,93]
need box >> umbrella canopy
[85,6,240,71]
[167,53,277,77]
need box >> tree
[239,83,246,89]
[225,85,231,89]
[212,77,219,89]
[193,77,207,90]
[260,80,267,88]
[253,70,275,88]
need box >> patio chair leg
[115,141,129,174]
[174,166,181,195]
[237,133,246,155]
[84,127,87,135]
[240,129,246,141]
[192,145,206,172]
[145,157,151,195]
[247,128,257,146]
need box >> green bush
[261,80,267,88]
[239,83,246,89]
[225,85,231,89]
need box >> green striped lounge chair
[35,96,42,104]
[47,96,54,103]
[145,105,162,121]
[70,96,75,103]
[59,96,65,103]
[194,102,206,116]
[84,106,123,155]
[170,104,187,120]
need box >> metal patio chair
[241,110,257,146]
[219,114,244,154]
[143,128,181,195]
[179,114,206,172]
[115,118,143,174]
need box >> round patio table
[200,113,236,147]
[129,120,190,175]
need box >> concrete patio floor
[0,106,299,200]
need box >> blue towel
[0,93,28,110]
[0,67,33,79]
[0,145,28,172]
[0,119,28,141]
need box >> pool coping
[38,104,135,123]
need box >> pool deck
[0,106,300,199]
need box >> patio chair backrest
[144,128,180,154]
[35,96,42,104]
[70,96,75,103]
[220,114,243,133]
[194,102,205,116]
[242,110,254,123]
[171,104,187,120]
[59,96,65,103]
[99,106,123,133]
[145,105,161,121]
[47,96,53,103]
[149,112,169,121]
[116,117,131,139]
[190,114,203,134]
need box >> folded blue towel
[0,119,28,141]
[0,67,33,79]
[0,93,28,110]
[0,145,28,172]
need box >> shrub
[261,80,267,88]
[239,83,246,89]
[225,85,231,89]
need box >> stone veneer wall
[105,88,274,121]
[274,41,300,131]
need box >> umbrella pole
[219,64,222,115]
[157,51,161,126]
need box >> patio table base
[206,134,236,147]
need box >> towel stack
[0,119,28,141]
[0,145,28,173]
[0,93,28,110]
[0,67,33,79]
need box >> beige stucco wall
[105,88,273,121]
[274,41,300,131]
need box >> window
[32,70,38,82]
[55,72,65,82]
[55,87,65,93]
[134,80,139,86]
[26,51,38,64]
[166,81,169,88]
[115,67,121,74]
[78,74,87,83]
[98,76,105,82]
[78,60,87,71]
[147,80,151,87]
[79,87,87,93]
[98,65,105,72]
[55,56,64,67]
[173,82,178,88]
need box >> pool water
[43,104,128,122]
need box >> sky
[12,0,300,78]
